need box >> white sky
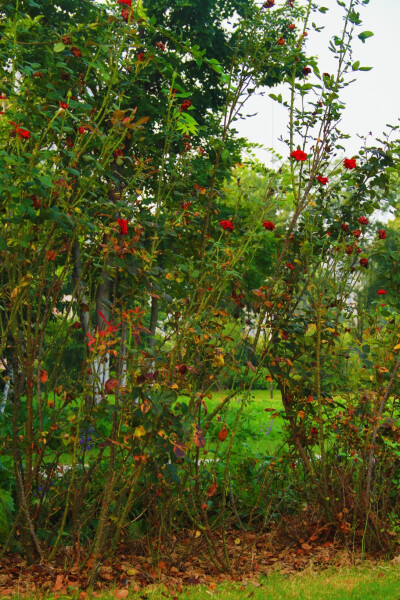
[235,0,400,164]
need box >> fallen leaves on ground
[0,528,381,598]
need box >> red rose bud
[113,148,123,160]
[344,157,357,169]
[78,126,86,134]
[59,101,69,109]
[316,175,329,185]
[378,229,386,239]
[359,258,368,268]
[358,216,368,225]
[341,223,349,232]
[302,66,312,76]
[345,245,353,255]
[289,24,296,29]
[117,218,128,235]
[262,221,275,231]
[220,220,234,231]
[285,262,294,270]
[290,149,308,161]
[277,38,285,45]
[377,289,387,295]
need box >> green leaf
[358,31,374,43]
[53,42,66,53]
[359,66,373,71]
[352,61,360,71]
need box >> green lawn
[12,564,400,600]
[204,388,286,457]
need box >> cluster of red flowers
[180,99,192,112]
[262,221,275,231]
[290,149,308,161]
[9,121,30,139]
[220,220,234,231]
[344,157,357,169]
[117,218,128,235]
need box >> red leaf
[39,369,48,383]
[218,426,228,441]
[173,443,185,458]
[104,378,119,394]
[206,483,218,497]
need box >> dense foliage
[1,0,400,578]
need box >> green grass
[12,564,400,600]
[171,567,400,599]
[205,389,286,456]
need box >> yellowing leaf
[394,344,400,351]
[134,425,146,438]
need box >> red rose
[316,175,329,185]
[220,220,234,231]
[137,52,145,61]
[359,258,368,268]
[378,229,386,239]
[180,99,192,112]
[302,66,311,76]
[289,24,296,30]
[117,218,128,235]
[113,149,123,160]
[17,127,30,139]
[263,0,275,6]
[121,8,130,22]
[117,0,132,5]
[262,221,275,231]
[71,47,82,57]
[277,38,285,45]
[290,149,308,161]
[345,245,353,255]
[10,122,30,139]
[358,216,368,225]
[352,230,361,239]
[344,158,357,169]
[78,126,86,134]
[341,223,349,232]
[285,262,294,270]
[59,101,69,110]
[377,289,387,295]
